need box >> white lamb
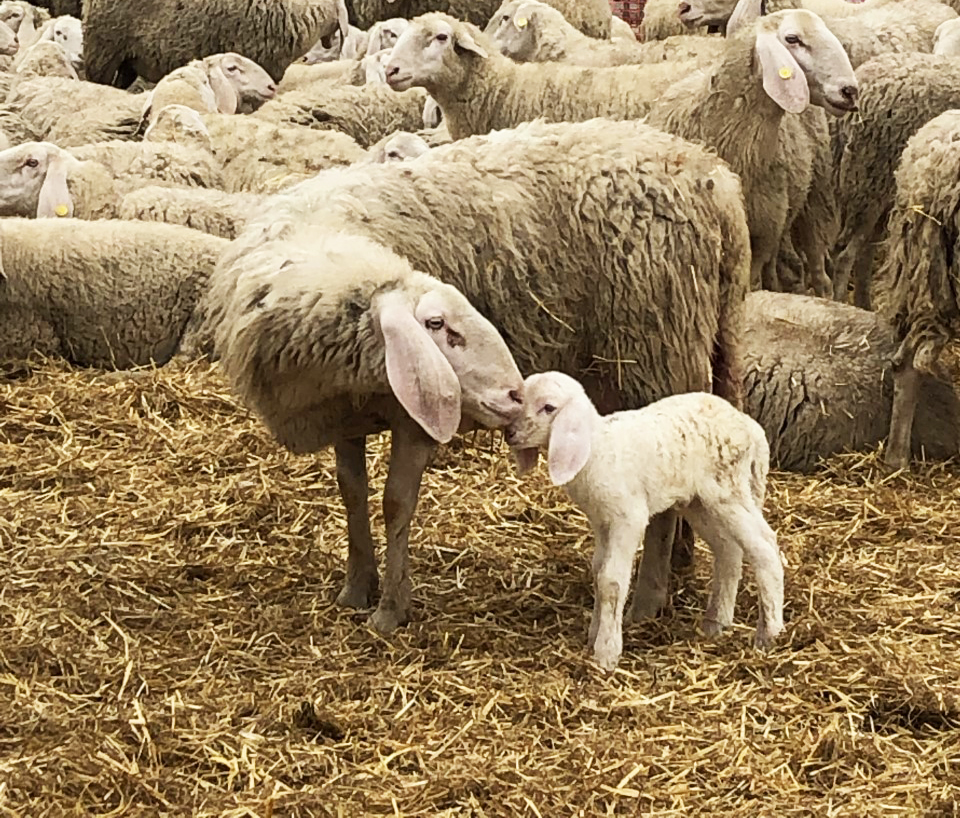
[505,371,785,671]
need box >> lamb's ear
[37,153,74,218]
[378,292,462,443]
[547,399,593,486]
[755,27,809,113]
[726,0,763,37]
[454,26,488,58]
[207,63,239,114]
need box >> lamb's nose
[386,64,400,78]
[509,389,523,404]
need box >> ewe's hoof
[702,617,725,639]
[882,450,911,471]
[629,593,666,622]
[369,604,409,634]
[335,575,378,609]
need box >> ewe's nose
[509,389,522,405]
[386,64,400,79]
[504,426,518,445]
[840,84,858,105]
[265,83,277,96]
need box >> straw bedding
[1,359,958,816]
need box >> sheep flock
[2,0,960,812]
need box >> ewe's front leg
[590,518,645,671]
[334,437,378,609]
[369,419,435,634]
[629,510,676,622]
[885,356,920,470]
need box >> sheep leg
[628,510,676,621]
[885,358,920,470]
[684,507,742,638]
[589,517,646,671]
[735,511,784,650]
[368,419,435,634]
[334,436,378,609]
[851,239,878,310]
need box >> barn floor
[0,360,958,817]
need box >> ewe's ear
[726,0,763,37]
[378,291,462,443]
[37,153,74,219]
[547,398,592,486]
[755,27,809,113]
[454,26,489,58]
[207,63,239,114]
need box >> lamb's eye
[543,404,556,414]
[784,34,801,45]
[387,151,401,159]
[435,32,449,42]
[425,317,444,330]
[226,64,239,73]
[24,158,38,168]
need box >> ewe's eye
[24,157,38,168]
[425,317,445,330]
[784,34,801,45]
[543,404,556,414]
[435,32,449,42]
[387,150,401,159]
[226,64,239,73]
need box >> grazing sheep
[872,109,960,469]
[832,54,960,308]
[195,116,751,629]
[119,186,265,239]
[383,13,702,140]
[82,0,348,87]
[505,372,784,670]
[646,0,858,290]
[349,0,610,38]
[211,229,524,633]
[0,217,228,368]
[741,291,960,471]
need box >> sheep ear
[547,399,592,486]
[755,28,809,113]
[207,64,239,114]
[378,293,462,443]
[37,153,73,218]
[454,27,488,58]
[726,0,763,37]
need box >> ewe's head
[934,18,960,57]
[373,272,523,442]
[367,18,409,56]
[203,52,277,112]
[505,371,596,486]
[0,141,78,218]
[677,0,739,30]
[361,48,391,84]
[301,27,343,63]
[38,15,81,68]
[482,0,521,37]
[384,13,490,96]
[488,0,562,62]
[0,1,39,35]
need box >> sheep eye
[784,34,801,45]
[226,64,239,72]
[435,32,449,42]
[543,404,556,414]
[24,157,38,168]
[425,317,444,330]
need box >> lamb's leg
[334,436,378,609]
[628,510,676,621]
[684,508,742,638]
[589,517,646,671]
[885,357,920,470]
[369,419,435,634]
[735,512,784,649]
[587,534,609,652]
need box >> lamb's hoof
[882,450,910,471]
[368,603,409,634]
[590,648,620,673]
[335,575,378,609]
[754,622,783,651]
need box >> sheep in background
[609,15,637,42]
[363,129,430,162]
[741,291,960,472]
[0,1,49,47]
[28,13,81,72]
[383,13,705,140]
[119,186,265,240]
[646,0,858,291]
[505,372,784,670]
[0,218,228,369]
[194,116,751,630]
[0,20,19,70]
[82,0,347,87]
[640,0,695,40]
[935,17,960,54]
[873,109,960,469]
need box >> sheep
[383,13,705,141]
[640,0,697,40]
[118,186,265,239]
[29,13,82,72]
[192,116,751,628]
[82,0,348,87]
[504,371,784,670]
[870,109,960,469]
[363,129,430,162]
[7,76,130,140]
[12,38,77,78]
[142,103,213,151]
[0,217,229,369]
[210,231,525,634]
[741,290,960,471]
[0,19,18,72]
[935,17,960,54]
[253,82,428,148]
[831,53,960,308]
[0,141,222,220]
[609,14,637,42]
[349,0,611,38]
[0,1,50,47]
[645,0,858,291]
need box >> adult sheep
[196,116,751,633]
[82,0,348,87]
[0,218,228,368]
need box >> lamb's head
[934,18,960,57]
[0,141,78,218]
[203,52,277,112]
[489,0,561,62]
[367,18,409,56]
[384,13,490,96]
[366,131,430,163]
[301,27,343,63]
[505,371,597,486]
[361,48,392,84]
[38,15,81,69]
[374,271,523,443]
[0,19,16,57]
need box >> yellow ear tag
[54,203,69,216]
[515,16,528,28]
[778,66,793,79]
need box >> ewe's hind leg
[886,358,921,470]
[334,437,378,609]
[629,510,677,622]
[589,517,647,671]
[369,419,435,634]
